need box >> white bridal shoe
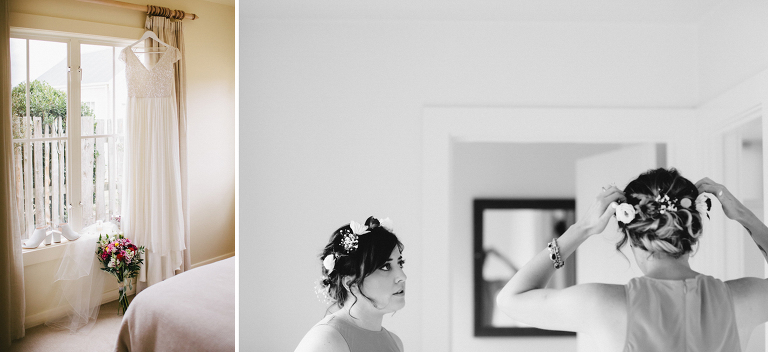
[56,223,81,241]
[22,223,81,249]
[22,226,53,249]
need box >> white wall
[240,11,700,350]
[698,1,768,103]
[450,142,621,351]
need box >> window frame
[11,27,134,249]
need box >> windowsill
[22,238,73,267]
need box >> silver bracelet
[547,238,565,269]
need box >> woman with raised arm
[496,168,768,352]
[295,216,406,352]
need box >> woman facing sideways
[497,168,768,352]
[295,216,406,352]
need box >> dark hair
[617,168,703,258]
[319,216,404,312]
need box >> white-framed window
[10,29,133,243]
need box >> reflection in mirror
[474,199,576,336]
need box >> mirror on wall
[473,199,577,336]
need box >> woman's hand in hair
[697,177,768,263]
[575,186,626,235]
[695,178,745,221]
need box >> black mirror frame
[473,198,577,337]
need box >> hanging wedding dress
[120,41,186,287]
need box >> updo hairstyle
[319,216,403,309]
[617,168,704,258]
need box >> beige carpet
[10,299,127,352]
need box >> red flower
[116,252,125,262]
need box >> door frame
[421,107,696,351]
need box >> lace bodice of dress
[120,46,180,98]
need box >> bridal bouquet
[96,234,145,315]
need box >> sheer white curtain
[1,0,27,346]
[125,16,190,293]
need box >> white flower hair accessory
[349,221,370,235]
[615,203,637,224]
[655,194,677,214]
[695,193,714,219]
[323,254,336,274]
[339,221,370,253]
[378,217,394,232]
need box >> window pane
[81,137,121,228]
[49,139,69,227]
[11,35,126,245]
[80,43,125,229]
[10,38,27,141]
[12,142,29,239]
[12,39,70,240]
[115,47,126,136]
[81,44,115,135]
[13,139,68,239]
[29,40,68,138]
[10,38,26,88]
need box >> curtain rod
[76,0,199,20]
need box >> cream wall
[11,0,235,327]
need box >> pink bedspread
[115,257,235,352]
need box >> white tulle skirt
[122,96,186,286]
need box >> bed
[115,257,236,352]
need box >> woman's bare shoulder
[574,283,627,317]
[497,282,626,334]
[571,282,626,305]
[388,330,404,352]
[725,276,768,303]
[294,322,349,352]
[725,277,768,327]
[725,277,768,295]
